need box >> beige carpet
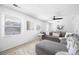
[0,39,41,55]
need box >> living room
[0,4,79,55]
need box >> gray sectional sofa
[41,31,66,41]
[36,31,67,55]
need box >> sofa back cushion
[49,31,66,37]
[49,32,53,36]
[59,32,66,37]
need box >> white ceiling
[2,4,79,21]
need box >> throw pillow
[59,32,66,37]
[53,32,60,37]
[46,32,49,35]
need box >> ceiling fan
[48,16,63,23]
[53,16,63,20]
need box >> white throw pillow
[46,32,49,35]
[53,32,60,37]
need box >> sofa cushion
[46,36,60,42]
[49,32,53,36]
[59,32,66,37]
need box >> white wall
[61,15,76,32]
[72,15,79,34]
[0,6,48,52]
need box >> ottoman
[36,40,68,55]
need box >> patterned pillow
[53,32,60,37]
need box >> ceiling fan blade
[54,18,63,20]
[53,16,63,20]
